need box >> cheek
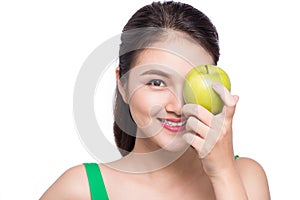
[129,97,149,126]
[128,89,169,127]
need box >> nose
[165,88,185,116]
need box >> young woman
[41,1,270,199]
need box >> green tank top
[84,163,109,200]
[84,155,239,200]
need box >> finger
[233,95,239,104]
[185,116,209,139]
[182,133,204,153]
[212,83,239,118]
[212,82,235,106]
[199,129,221,158]
[221,94,239,119]
[182,104,214,127]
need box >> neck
[110,142,204,176]
[130,146,206,191]
[131,133,204,175]
[145,146,204,178]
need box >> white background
[1,0,299,199]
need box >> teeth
[160,119,186,127]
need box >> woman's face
[119,34,214,153]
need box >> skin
[40,33,270,199]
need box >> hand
[182,82,239,177]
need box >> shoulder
[40,164,90,200]
[235,157,268,180]
[235,157,271,199]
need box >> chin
[160,134,190,153]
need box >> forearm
[210,166,248,200]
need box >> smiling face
[118,32,214,153]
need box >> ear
[116,67,128,104]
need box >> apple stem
[205,65,209,74]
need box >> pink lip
[158,118,186,133]
[162,124,186,132]
[164,118,185,122]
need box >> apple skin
[183,65,231,114]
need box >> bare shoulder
[235,157,271,199]
[235,157,268,180]
[40,164,90,200]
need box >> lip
[164,118,186,123]
[158,118,186,133]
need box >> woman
[41,1,270,199]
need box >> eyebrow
[140,69,171,78]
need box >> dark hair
[114,1,219,156]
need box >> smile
[159,119,186,126]
[158,118,187,132]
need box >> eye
[146,79,166,87]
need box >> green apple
[183,64,231,114]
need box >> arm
[209,163,248,200]
[40,165,89,200]
[182,83,270,199]
[209,157,270,200]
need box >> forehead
[133,36,214,75]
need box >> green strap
[84,163,109,200]
[234,155,239,160]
